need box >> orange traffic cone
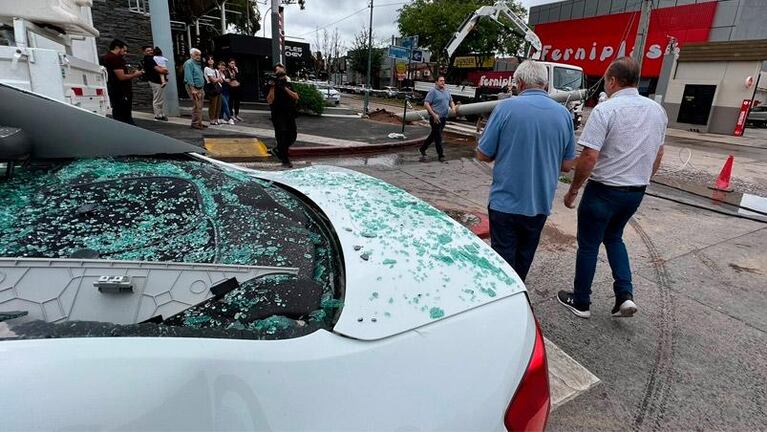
[709,155,734,192]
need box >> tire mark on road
[629,219,677,432]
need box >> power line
[295,2,409,37]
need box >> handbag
[204,81,221,96]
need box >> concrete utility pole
[271,0,281,66]
[363,0,374,116]
[632,0,652,77]
[220,1,227,35]
[148,0,179,116]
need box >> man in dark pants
[267,64,300,168]
[420,76,455,163]
[101,39,143,124]
[558,57,667,319]
[477,61,576,282]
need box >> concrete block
[547,338,601,410]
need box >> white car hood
[254,165,526,340]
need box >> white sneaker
[228,119,235,125]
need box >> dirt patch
[728,263,762,275]
[368,109,408,125]
[540,224,577,251]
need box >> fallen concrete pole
[402,89,587,121]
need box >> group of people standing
[473,56,667,320]
[183,49,243,129]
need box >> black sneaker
[612,294,638,317]
[438,156,447,163]
[419,149,426,157]
[557,291,591,318]
[281,161,293,169]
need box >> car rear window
[0,157,343,341]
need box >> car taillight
[72,88,84,96]
[96,88,104,96]
[504,319,550,432]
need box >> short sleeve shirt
[478,89,576,217]
[425,87,452,118]
[579,88,668,186]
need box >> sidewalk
[134,107,429,157]
[665,128,767,149]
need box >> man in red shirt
[101,39,143,124]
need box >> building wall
[529,0,767,43]
[91,0,155,109]
[663,60,762,133]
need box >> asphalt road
[309,140,767,431]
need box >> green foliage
[397,0,527,65]
[228,0,261,35]
[292,82,325,115]
[348,29,385,77]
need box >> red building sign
[533,2,717,77]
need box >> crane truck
[0,0,109,116]
[412,0,586,127]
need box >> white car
[0,83,550,431]
[384,86,399,98]
[317,84,341,105]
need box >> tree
[313,28,343,74]
[397,0,527,66]
[228,0,261,35]
[348,28,384,79]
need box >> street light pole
[363,0,374,117]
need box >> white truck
[0,0,109,116]
[413,0,586,127]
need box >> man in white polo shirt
[558,57,668,319]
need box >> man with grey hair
[477,60,576,282]
[183,48,205,129]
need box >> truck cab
[0,0,108,116]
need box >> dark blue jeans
[489,208,548,282]
[419,117,446,157]
[573,181,646,305]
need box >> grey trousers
[149,81,166,118]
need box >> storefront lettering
[542,41,662,63]
[285,46,303,58]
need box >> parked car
[384,86,399,98]
[0,83,550,432]
[747,105,767,128]
[398,86,416,100]
[316,84,341,105]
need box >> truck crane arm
[445,1,542,61]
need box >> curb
[289,136,426,157]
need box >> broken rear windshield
[0,157,343,340]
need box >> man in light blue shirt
[419,76,455,163]
[477,60,576,281]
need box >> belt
[589,180,646,192]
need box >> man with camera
[266,63,300,168]
[101,39,143,125]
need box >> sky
[258,0,559,52]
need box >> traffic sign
[401,35,419,50]
[388,46,410,60]
[411,49,424,62]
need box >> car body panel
[196,157,527,341]
[0,293,535,431]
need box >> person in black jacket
[266,64,300,168]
